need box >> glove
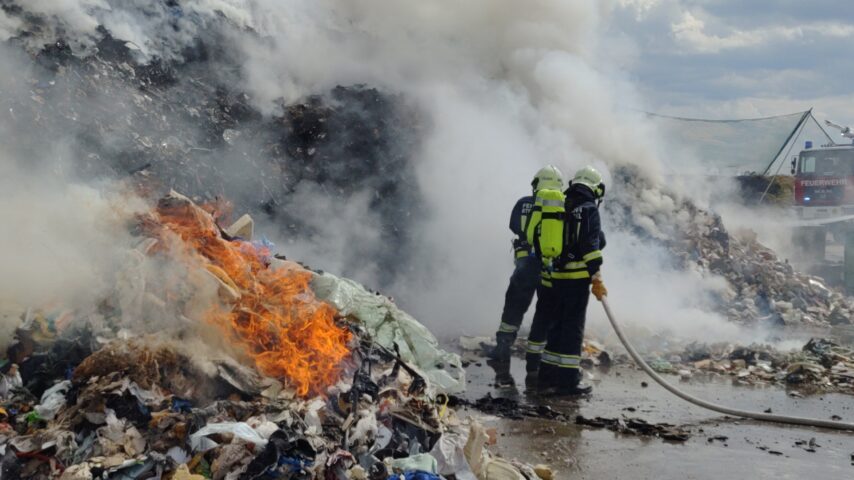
[591,272,607,301]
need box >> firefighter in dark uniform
[525,224,606,377]
[487,165,564,364]
[535,166,608,396]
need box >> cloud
[710,69,823,96]
[616,0,664,21]
[671,11,854,54]
[607,1,854,125]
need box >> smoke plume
[0,0,766,345]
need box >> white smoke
[0,159,143,316]
[222,0,724,337]
[2,0,253,61]
[0,0,752,343]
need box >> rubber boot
[551,369,592,396]
[537,363,557,392]
[538,365,592,396]
[525,352,540,373]
[485,333,514,362]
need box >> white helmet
[531,165,564,192]
[571,166,605,198]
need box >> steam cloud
[0,0,762,346]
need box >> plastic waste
[171,397,193,413]
[312,272,465,393]
[35,380,71,420]
[0,365,22,401]
[390,453,438,474]
[463,421,528,480]
[189,422,269,452]
[430,432,477,480]
[240,429,316,478]
[167,446,190,464]
[647,359,674,373]
[25,411,42,424]
[104,458,158,480]
[97,410,146,456]
[387,472,442,480]
[350,413,379,446]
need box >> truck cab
[792,144,854,220]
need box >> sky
[609,0,854,130]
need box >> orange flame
[150,195,352,397]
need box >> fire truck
[789,121,854,292]
[791,121,854,222]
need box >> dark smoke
[0,10,423,288]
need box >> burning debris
[146,192,352,397]
[0,192,550,479]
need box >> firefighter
[486,165,564,364]
[535,166,607,396]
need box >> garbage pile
[609,165,853,327]
[635,337,854,394]
[461,335,854,395]
[0,193,551,480]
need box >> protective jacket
[509,195,535,258]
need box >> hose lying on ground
[600,297,854,432]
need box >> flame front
[151,196,352,397]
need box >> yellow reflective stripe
[582,250,602,262]
[526,341,546,353]
[540,360,580,369]
[541,280,553,287]
[545,351,581,359]
[515,250,529,259]
[520,214,528,232]
[498,322,518,333]
[549,270,590,280]
[561,261,587,270]
[540,199,564,207]
[541,351,581,367]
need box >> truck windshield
[799,149,854,176]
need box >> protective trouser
[495,254,541,343]
[537,278,591,389]
[524,281,556,372]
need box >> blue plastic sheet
[171,397,193,413]
[387,471,442,480]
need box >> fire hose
[600,297,854,432]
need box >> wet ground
[458,357,854,479]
